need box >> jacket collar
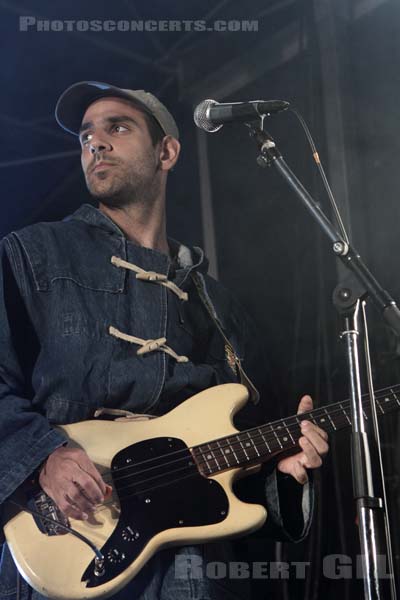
[66,203,126,237]
[67,203,209,274]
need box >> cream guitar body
[5,381,397,599]
[4,384,267,600]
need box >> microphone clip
[247,124,281,168]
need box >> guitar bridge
[27,489,70,536]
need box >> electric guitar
[3,382,400,599]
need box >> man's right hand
[38,447,110,521]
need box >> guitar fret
[260,429,272,454]
[222,440,238,465]
[325,408,337,431]
[241,435,256,459]
[312,411,326,427]
[216,439,230,468]
[229,439,240,465]
[191,384,400,476]
[281,420,295,445]
[339,403,351,425]
[390,388,400,406]
[202,452,212,473]
[206,444,220,471]
[269,425,283,449]
[238,436,250,461]
[247,432,260,457]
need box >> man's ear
[159,136,181,172]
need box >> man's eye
[114,125,128,133]
[81,133,93,146]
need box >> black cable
[288,106,350,247]
[4,498,104,562]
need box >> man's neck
[99,202,170,256]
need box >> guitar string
[100,384,400,480]
[99,409,336,496]
[99,403,342,484]
[44,388,395,519]
[93,469,204,515]
[98,397,397,498]
[92,397,370,511]
[113,462,195,496]
[95,449,314,515]
[98,390,398,489]
[85,390,400,515]
[31,387,400,521]
[91,394,399,509]
[119,463,197,495]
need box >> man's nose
[89,138,112,155]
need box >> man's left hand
[277,395,329,484]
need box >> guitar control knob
[107,549,126,564]
[121,526,140,542]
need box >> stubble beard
[85,158,161,209]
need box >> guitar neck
[193,384,400,475]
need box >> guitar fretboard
[192,385,400,476]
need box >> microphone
[194,98,290,132]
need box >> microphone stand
[248,125,398,599]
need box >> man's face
[79,97,163,208]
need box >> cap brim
[55,81,153,136]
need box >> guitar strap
[191,271,259,405]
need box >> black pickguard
[82,436,229,587]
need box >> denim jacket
[0,204,312,599]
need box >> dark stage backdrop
[188,2,400,599]
[1,0,400,598]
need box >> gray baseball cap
[55,80,179,139]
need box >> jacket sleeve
[232,301,314,543]
[0,236,67,508]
